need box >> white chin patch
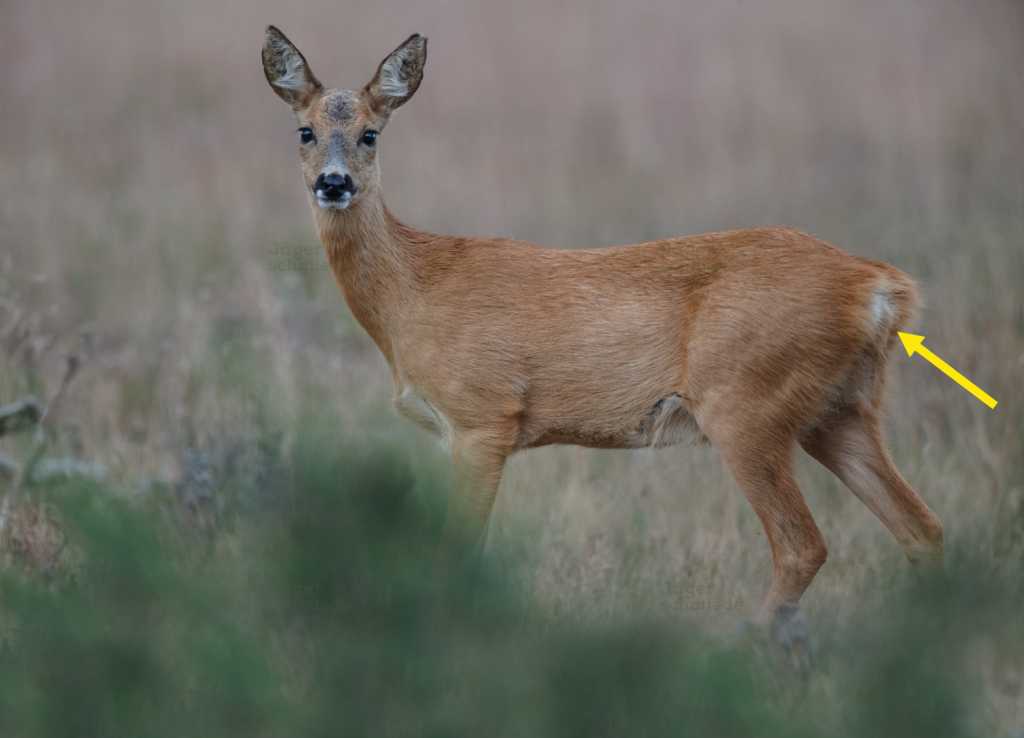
[315,191,353,210]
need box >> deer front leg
[443,429,510,552]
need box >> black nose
[315,172,355,200]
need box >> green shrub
[0,420,1018,737]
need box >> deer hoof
[771,604,814,675]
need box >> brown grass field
[1,0,1022,733]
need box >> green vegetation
[2,1,1022,734]
[0,417,1019,737]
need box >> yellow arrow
[897,332,997,410]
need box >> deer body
[264,27,944,650]
[320,202,912,454]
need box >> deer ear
[364,34,427,115]
[262,26,323,110]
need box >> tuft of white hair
[378,49,412,98]
[865,278,898,342]
[274,53,308,90]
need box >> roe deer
[262,27,944,653]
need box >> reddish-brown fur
[263,27,944,632]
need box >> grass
[1,0,1023,733]
[0,421,1020,737]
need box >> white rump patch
[867,282,896,336]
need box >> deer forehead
[323,90,359,121]
[307,90,371,129]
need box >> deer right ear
[364,34,427,115]
[262,26,323,110]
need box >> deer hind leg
[801,404,943,564]
[715,431,827,655]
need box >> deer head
[262,26,427,212]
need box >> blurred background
[1,0,1022,733]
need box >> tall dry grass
[1,0,1022,731]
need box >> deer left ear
[262,25,323,110]
[364,34,427,115]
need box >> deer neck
[314,195,414,366]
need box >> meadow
[1,0,1022,734]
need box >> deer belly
[528,392,703,450]
[626,393,702,448]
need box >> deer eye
[298,127,315,145]
[360,129,379,147]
